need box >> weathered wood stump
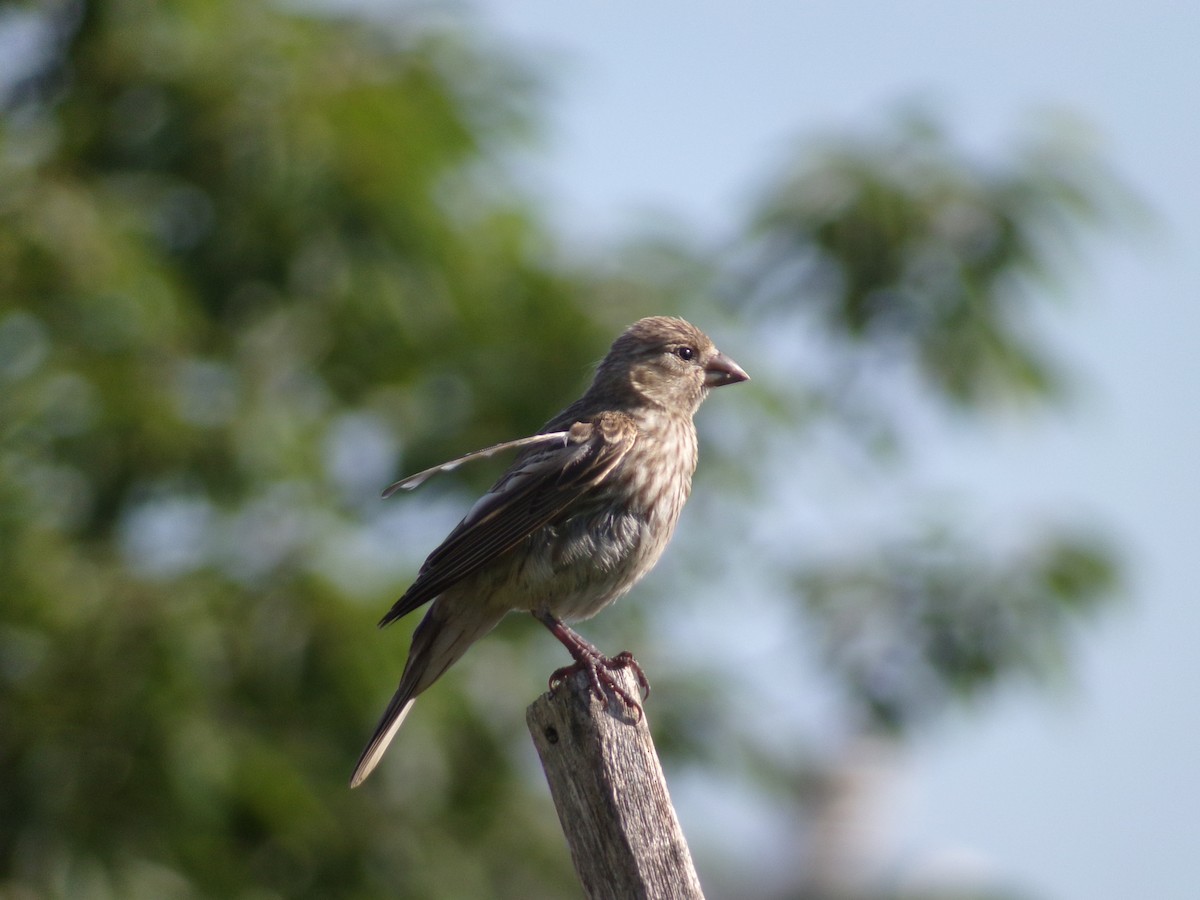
[527,667,705,900]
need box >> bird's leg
[533,611,650,719]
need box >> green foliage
[798,528,1118,732]
[748,110,1130,406]
[0,1,1128,898]
[2,1,589,896]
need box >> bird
[351,316,748,787]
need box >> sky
[471,2,1200,898]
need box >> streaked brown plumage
[351,316,748,787]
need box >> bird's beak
[704,351,750,388]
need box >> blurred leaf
[796,526,1119,732]
[745,107,1139,408]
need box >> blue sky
[473,2,1200,898]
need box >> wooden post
[526,667,706,900]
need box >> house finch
[351,316,748,787]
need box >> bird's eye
[674,346,695,362]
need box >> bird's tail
[350,692,417,789]
[350,597,505,787]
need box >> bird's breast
[515,414,698,622]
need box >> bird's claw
[549,649,650,720]
[607,651,650,698]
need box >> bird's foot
[549,649,649,719]
[535,611,650,719]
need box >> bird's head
[591,316,749,414]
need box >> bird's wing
[379,414,637,627]
[380,432,571,498]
